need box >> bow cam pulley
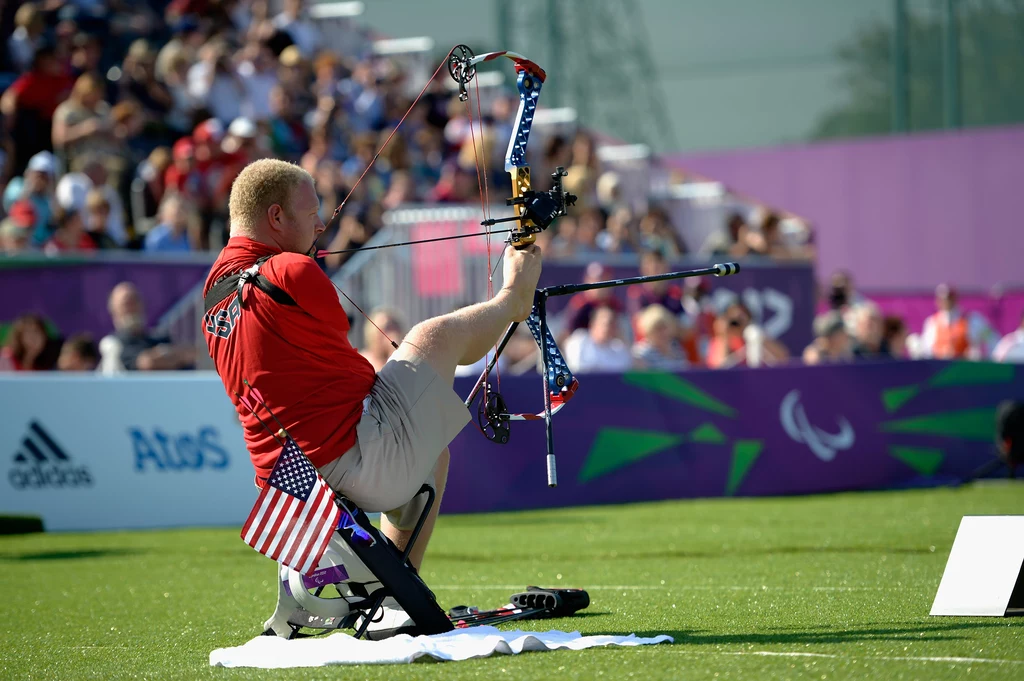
[447,44,477,102]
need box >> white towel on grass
[209,626,673,667]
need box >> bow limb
[467,292,579,440]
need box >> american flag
[240,437,340,575]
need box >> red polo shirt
[204,237,376,482]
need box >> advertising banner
[445,360,1019,513]
[1,360,1016,530]
[0,374,255,531]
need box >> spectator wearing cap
[98,282,196,373]
[58,333,100,371]
[2,151,57,246]
[991,312,1024,364]
[164,137,203,203]
[920,284,996,360]
[216,117,264,196]
[144,193,195,253]
[560,262,625,338]
[0,213,33,254]
[54,155,129,246]
[632,304,690,371]
[804,310,854,365]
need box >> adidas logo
[8,421,93,490]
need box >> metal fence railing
[331,205,504,349]
[153,279,214,370]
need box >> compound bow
[318,44,738,488]
[443,46,582,487]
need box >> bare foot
[500,244,543,321]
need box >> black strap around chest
[203,254,297,313]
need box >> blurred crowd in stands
[0,0,806,266]
[1,1,1021,374]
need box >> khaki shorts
[317,351,470,530]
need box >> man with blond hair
[203,159,542,632]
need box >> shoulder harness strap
[204,254,297,313]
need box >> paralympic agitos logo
[779,389,855,462]
[8,420,94,489]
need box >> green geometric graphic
[726,440,763,496]
[579,428,684,483]
[623,371,736,418]
[878,363,1014,414]
[880,408,996,440]
[928,362,1014,388]
[689,423,727,444]
[888,446,945,476]
[881,385,920,413]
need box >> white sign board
[930,516,1024,616]
[0,374,260,531]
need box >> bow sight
[481,166,577,239]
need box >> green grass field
[2,484,1022,680]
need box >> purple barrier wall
[445,360,1019,513]
[668,125,1024,291]
[539,260,816,354]
[0,256,213,339]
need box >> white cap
[55,172,93,211]
[228,117,257,139]
[27,151,56,176]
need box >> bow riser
[506,69,543,247]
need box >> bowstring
[463,70,502,409]
[473,74,502,393]
[323,47,461,350]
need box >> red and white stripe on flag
[240,437,340,575]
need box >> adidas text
[9,463,94,489]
